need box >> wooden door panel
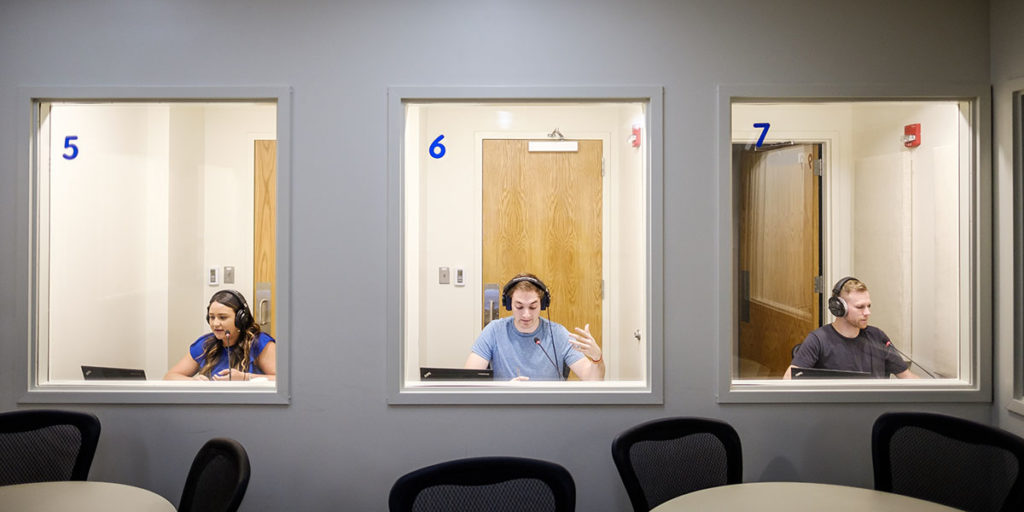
[254,140,276,337]
[738,144,820,376]
[482,139,603,360]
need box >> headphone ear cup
[828,296,847,318]
[235,307,252,330]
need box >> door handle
[483,284,500,327]
[259,299,269,324]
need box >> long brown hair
[198,290,262,378]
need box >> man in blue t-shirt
[785,277,918,379]
[465,274,605,381]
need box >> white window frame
[385,86,664,405]
[17,86,292,404]
[716,84,991,403]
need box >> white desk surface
[651,481,964,512]
[0,480,175,512]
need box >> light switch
[455,267,465,286]
[224,266,235,284]
[439,267,450,284]
[208,267,220,286]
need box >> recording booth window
[386,87,665,405]
[21,88,291,405]
[718,87,991,404]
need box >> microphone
[886,341,937,378]
[534,337,562,380]
[225,329,232,381]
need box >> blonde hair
[840,278,868,296]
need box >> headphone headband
[207,289,253,331]
[831,276,858,298]
[501,275,551,311]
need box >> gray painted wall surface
[0,1,1008,510]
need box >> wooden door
[482,139,603,366]
[254,140,276,337]
[738,144,820,377]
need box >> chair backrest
[0,409,101,485]
[389,456,575,512]
[873,411,1024,512]
[178,438,251,512]
[611,417,742,512]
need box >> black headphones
[501,275,551,311]
[827,276,858,318]
[206,289,254,331]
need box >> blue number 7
[753,123,770,148]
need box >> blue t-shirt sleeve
[251,332,275,359]
[470,322,496,361]
[189,334,214,363]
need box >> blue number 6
[63,135,79,160]
[429,135,446,159]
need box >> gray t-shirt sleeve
[791,331,822,368]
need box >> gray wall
[0,1,1006,510]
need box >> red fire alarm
[903,123,921,148]
[631,124,641,148]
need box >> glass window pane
[35,100,279,388]
[731,100,972,384]
[396,98,653,398]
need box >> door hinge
[813,275,825,294]
[813,158,823,176]
[601,158,605,177]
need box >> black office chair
[872,411,1024,512]
[612,417,742,512]
[178,438,251,512]
[0,409,101,485]
[791,342,802,359]
[388,456,575,512]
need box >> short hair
[840,278,868,296]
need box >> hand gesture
[568,324,602,362]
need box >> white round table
[651,482,964,511]
[0,481,175,512]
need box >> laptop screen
[790,366,872,379]
[81,365,147,380]
[420,367,493,381]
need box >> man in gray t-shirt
[784,277,918,379]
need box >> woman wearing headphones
[164,289,277,381]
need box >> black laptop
[81,365,147,380]
[790,366,872,379]
[420,367,493,381]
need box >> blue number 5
[63,136,79,160]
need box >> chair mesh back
[0,425,83,485]
[412,479,556,512]
[179,439,250,512]
[629,433,728,509]
[189,452,239,512]
[889,426,1019,512]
